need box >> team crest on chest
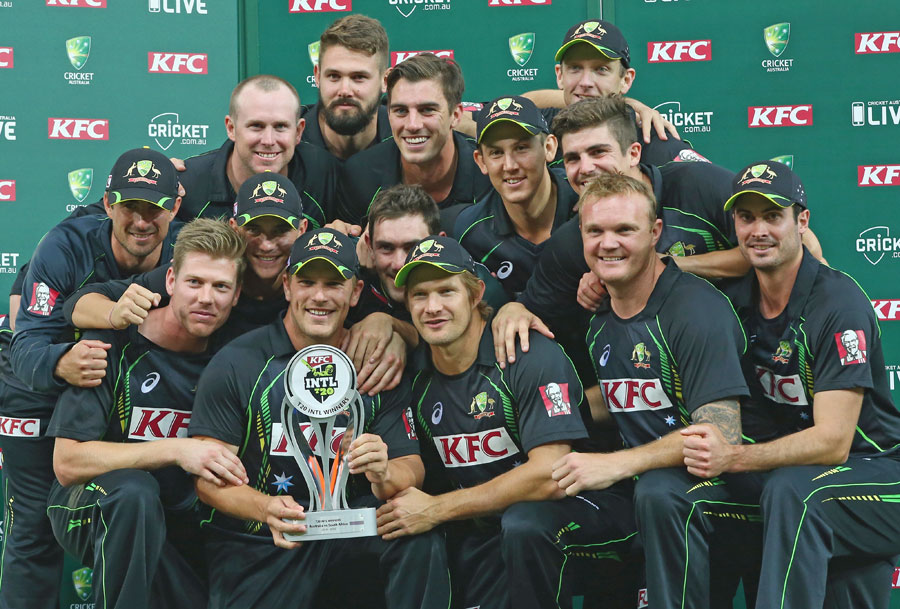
[632,343,652,369]
[772,340,792,364]
[468,391,496,420]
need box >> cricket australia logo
[467,391,496,420]
[632,343,652,369]
[66,36,91,70]
[68,168,93,203]
[739,163,777,186]
[488,97,524,119]
[573,20,606,41]
[410,238,445,262]
[509,33,535,67]
[308,41,320,66]
[124,159,162,185]
[252,180,287,204]
[764,23,790,58]
[72,566,93,602]
[666,241,696,257]
[302,354,339,404]
[772,340,792,364]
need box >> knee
[500,502,555,550]
[100,470,163,517]
[633,468,692,515]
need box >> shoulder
[344,138,398,169]
[806,263,876,322]
[453,130,478,153]
[665,268,739,324]
[660,159,734,188]
[294,141,341,175]
[453,198,492,238]
[38,215,107,254]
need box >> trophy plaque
[280,344,377,541]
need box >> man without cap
[376,235,637,609]
[188,228,451,609]
[548,173,751,609]
[46,219,247,609]
[454,95,578,299]
[1,148,182,609]
[681,160,900,609]
[336,53,492,227]
[302,14,393,160]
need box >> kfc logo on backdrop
[872,300,900,321]
[488,0,551,5]
[834,330,867,366]
[289,0,350,12]
[46,0,107,6]
[148,53,207,74]
[0,47,12,69]
[128,407,192,440]
[647,40,711,63]
[0,180,14,201]
[391,50,454,66]
[27,282,60,316]
[858,165,900,187]
[748,105,812,127]
[434,429,520,467]
[48,118,109,140]
[601,378,674,412]
[0,417,39,438]
[892,567,899,588]
[855,32,900,54]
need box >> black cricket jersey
[300,103,394,156]
[7,215,181,414]
[585,259,749,448]
[177,139,340,230]
[188,317,419,540]
[47,325,212,510]
[335,131,493,225]
[520,161,736,326]
[727,249,900,456]
[453,168,578,299]
[0,313,12,384]
[411,321,587,490]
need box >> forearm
[10,331,72,392]
[70,293,115,329]
[615,431,687,479]
[54,437,181,486]
[196,477,271,523]
[370,455,424,501]
[669,248,751,279]
[730,427,851,472]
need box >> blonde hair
[578,172,657,223]
[172,218,247,284]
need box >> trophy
[280,344,377,541]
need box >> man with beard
[301,14,393,161]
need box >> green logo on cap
[583,21,600,34]
[318,232,333,245]
[509,33,535,67]
[497,98,512,111]
[262,180,277,196]
[419,239,436,253]
[764,23,790,58]
[72,567,92,601]
[137,160,153,177]
[770,155,794,169]
[750,164,771,178]
[68,168,93,203]
[66,36,91,70]
[308,41,320,66]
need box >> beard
[319,92,380,136]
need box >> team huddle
[1,12,899,609]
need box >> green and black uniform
[188,317,451,609]
[45,325,211,609]
[411,321,637,609]
[300,103,393,157]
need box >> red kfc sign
[647,40,711,63]
[148,53,208,74]
[48,118,109,140]
[748,105,813,127]
[0,180,14,201]
[858,165,900,187]
[856,32,900,54]
[488,0,551,5]
[46,0,107,6]
[289,0,351,12]
[0,47,12,69]
[391,50,454,66]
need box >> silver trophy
[280,344,377,541]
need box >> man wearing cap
[377,235,637,609]
[680,161,900,609]
[45,219,247,609]
[187,228,451,609]
[335,53,492,228]
[1,148,183,609]
[453,95,578,299]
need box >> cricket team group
[1,11,899,609]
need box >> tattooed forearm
[692,399,742,444]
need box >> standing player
[680,161,900,609]
[377,236,637,609]
[454,95,578,298]
[335,53,492,226]
[188,228,451,609]
[302,14,393,160]
[46,219,247,609]
[2,148,182,609]
[550,173,751,609]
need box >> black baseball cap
[106,147,179,210]
[723,161,807,211]
[288,228,358,280]
[476,95,549,144]
[555,20,631,69]
[394,236,476,287]
[234,172,303,230]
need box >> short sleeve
[189,350,248,447]
[809,287,879,393]
[368,375,419,460]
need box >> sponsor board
[389,0,450,18]
[872,300,900,321]
[653,101,712,134]
[748,105,812,127]
[0,47,12,68]
[148,112,209,150]
[64,36,94,85]
[289,0,351,11]
[148,52,207,74]
[46,0,106,6]
[48,118,109,140]
[884,365,900,392]
[852,100,900,126]
[762,23,794,72]
[507,32,537,82]
[391,50,454,66]
[892,567,899,588]
[0,115,15,140]
[856,226,900,265]
[0,180,15,201]
[68,168,93,204]
[488,0,550,5]
[647,40,711,63]
[148,0,207,13]
[856,32,900,54]
[858,165,900,187]
[0,252,18,274]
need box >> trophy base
[283,507,377,541]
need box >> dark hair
[386,53,464,108]
[229,75,302,121]
[551,97,635,155]
[578,172,656,223]
[367,184,441,240]
[320,14,389,71]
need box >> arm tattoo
[692,399,742,444]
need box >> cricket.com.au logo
[652,101,713,135]
[762,23,793,72]
[67,168,93,212]
[507,32,537,81]
[148,112,209,151]
[856,226,900,266]
[389,0,449,18]
[64,36,94,85]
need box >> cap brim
[394,260,467,287]
[236,209,301,230]
[109,188,175,210]
[555,39,623,63]
[723,189,794,211]
[477,118,544,144]
[290,256,354,280]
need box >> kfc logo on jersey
[488,0,551,5]
[0,47,12,69]
[148,53,207,74]
[48,118,109,140]
[270,422,345,459]
[128,407,192,440]
[856,32,900,54]
[0,180,14,201]
[434,429,520,468]
[872,300,900,321]
[637,589,649,609]
[289,0,350,12]
[647,40,711,63]
[539,383,572,417]
[46,0,107,6]
[755,367,809,406]
[0,417,40,438]
[748,105,812,127]
[27,282,59,316]
[403,407,417,440]
[834,330,867,366]
[601,378,674,412]
[858,165,900,187]
[391,50,454,66]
